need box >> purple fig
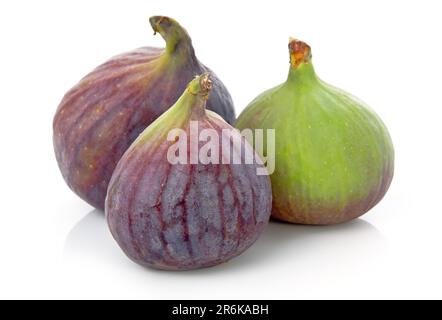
[106,74,271,270]
[53,16,235,210]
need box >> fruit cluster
[53,16,394,270]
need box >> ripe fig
[235,39,394,225]
[53,16,235,210]
[106,74,271,270]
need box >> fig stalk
[149,16,193,56]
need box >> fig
[106,74,272,270]
[53,16,235,210]
[235,39,394,225]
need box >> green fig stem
[187,73,212,97]
[289,38,312,68]
[287,38,319,85]
[185,73,212,118]
[149,16,195,57]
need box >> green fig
[235,38,394,225]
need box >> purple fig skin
[53,16,235,210]
[106,74,271,270]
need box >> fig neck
[287,62,319,86]
[183,73,212,120]
[286,38,319,86]
[149,16,197,64]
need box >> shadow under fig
[65,209,386,275]
[64,209,119,261]
[183,218,387,275]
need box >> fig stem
[289,38,312,68]
[181,73,212,119]
[149,16,194,56]
[187,73,212,98]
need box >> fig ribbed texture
[106,74,271,270]
[53,16,235,210]
[236,39,394,225]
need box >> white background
[0,0,441,299]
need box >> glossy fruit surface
[53,16,235,210]
[235,39,394,225]
[106,74,271,270]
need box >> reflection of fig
[236,39,394,225]
[106,74,271,270]
[53,16,235,210]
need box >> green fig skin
[53,16,235,210]
[235,39,394,225]
[106,74,272,270]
